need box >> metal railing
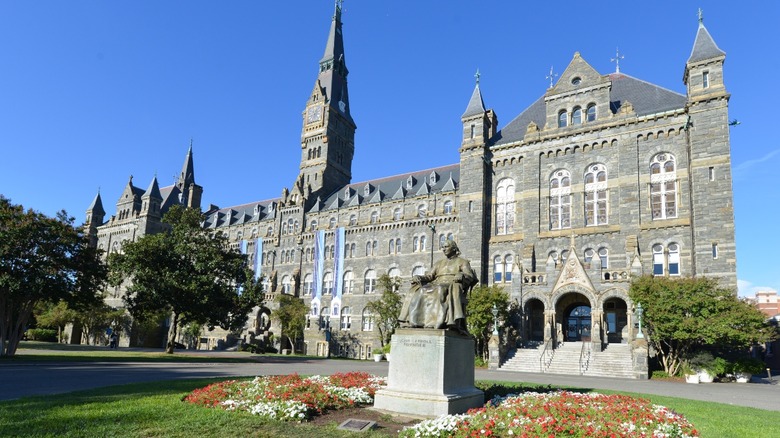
[579,341,592,375]
[539,340,554,373]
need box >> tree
[629,275,776,375]
[365,274,402,347]
[35,300,77,343]
[274,294,308,352]
[0,197,106,357]
[466,285,510,360]
[108,206,263,354]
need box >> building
[86,4,736,374]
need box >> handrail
[539,340,554,373]
[579,341,592,375]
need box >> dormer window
[558,110,568,128]
[406,176,415,189]
[364,184,371,196]
[572,106,582,125]
[702,71,710,88]
[429,171,438,185]
[571,76,581,86]
[344,187,351,199]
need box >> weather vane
[698,8,703,24]
[546,66,557,88]
[611,47,624,74]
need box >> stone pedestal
[373,329,484,417]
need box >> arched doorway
[525,299,545,342]
[603,298,628,343]
[565,304,592,342]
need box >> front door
[565,305,591,341]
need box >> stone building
[86,4,736,375]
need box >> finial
[189,138,193,150]
[546,66,558,89]
[611,47,624,74]
[570,231,576,249]
[698,8,703,24]
[474,69,481,85]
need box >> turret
[85,191,105,248]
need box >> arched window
[549,170,571,230]
[558,110,568,128]
[362,308,374,331]
[393,208,402,221]
[343,271,354,294]
[309,221,317,231]
[323,272,333,295]
[281,275,292,294]
[549,251,559,267]
[364,270,377,293]
[349,215,357,226]
[652,244,665,275]
[586,104,596,122]
[439,234,446,249]
[443,200,453,214]
[496,178,516,235]
[349,243,356,258]
[372,240,378,255]
[598,247,608,269]
[395,238,401,254]
[412,266,426,277]
[572,106,582,125]
[494,256,504,283]
[303,274,313,296]
[668,243,680,275]
[561,250,569,262]
[650,154,677,220]
[370,211,379,224]
[584,164,608,226]
[505,255,513,281]
[417,204,427,218]
[446,232,454,241]
[365,241,371,257]
[420,235,427,252]
[389,239,395,254]
[329,217,337,229]
[388,267,401,292]
[584,248,595,269]
[287,219,294,234]
[340,306,351,330]
[413,236,420,252]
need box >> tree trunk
[166,312,178,354]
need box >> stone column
[488,334,501,369]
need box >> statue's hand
[454,273,464,283]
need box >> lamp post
[492,303,499,335]
[428,223,436,268]
[636,302,644,339]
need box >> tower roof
[462,83,486,119]
[143,175,163,200]
[315,0,353,123]
[178,143,196,188]
[687,20,725,64]
[87,191,105,216]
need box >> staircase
[499,342,636,379]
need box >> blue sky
[1,1,777,297]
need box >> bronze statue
[398,240,477,333]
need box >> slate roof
[202,199,280,229]
[688,23,726,63]
[491,73,686,147]
[462,84,486,118]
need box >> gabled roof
[202,198,281,228]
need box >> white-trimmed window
[652,244,665,275]
[364,270,377,293]
[549,251,559,267]
[329,217,337,229]
[598,247,608,269]
[362,308,374,331]
[572,106,582,125]
[549,170,571,230]
[558,110,567,128]
[420,235,427,252]
[652,243,681,276]
[393,208,402,221]
[303,274,313,296]
[702,71,710,88]
[370,211,379,224]
[412,266,426,277]
[650,154,677,220]
[417,204,427,218]
[388,267,401,291]
[586,103,596,122]
[494,255,514,283]
[323,272,333,295]
[584,248,595,269]
[349,214,357,226]
[584,164,608,226]
[413,237,420,252]
[668,243,680,275]
[343,271,353,294]
[309,221,317,231]
[443,200,453,214]
[496,178,516,235]
[340,306,351,330]
[281,275,292,294]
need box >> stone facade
[85,5,736,370]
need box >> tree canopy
[274,294,308,352]
[0,196,106,356]
[629,275,776,375]
[466,284,510,360]
[108,206,263,354]
[365,274,402,347]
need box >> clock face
[307,105,322,123]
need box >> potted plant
[680,362,700,384]
[372,347,384,362]
[382,343,391,361]
[688,352,727,383]
[731,357,764,383]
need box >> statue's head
[442,239,460,257]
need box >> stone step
[501,342,636,379]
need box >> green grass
[1,378,777,437]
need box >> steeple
[461,70,486,119]
[687,10,725,65]
[461,70,497,148]
[87,191,106,218]
[178,141,196,189]
[175,143,203,210]
[141,175,163,219]
[85,190,105,248]
[683,10,727,99]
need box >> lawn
[1,378,777,437]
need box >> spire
[143,175,163,200]
[316,0,352,121]
[87,190,105,216]
[687,10,725,64]
[462,70,486,118]
[178,142,196,189]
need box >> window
[652,244,664,275]
[366,241,371,257]
[304,274,313,296]
[389,239,395,255]
[393,208,402,221]
[340,306,351,330]
[668,243,680,275]
[558,110,567,128]
[364,270,377,293]
[309,221,317,231]
[702,71,709,88]
[388,267,401,291]
[572,106,582,125]
[349,215,357,226]
[549,170,571,230]
[429,171,438,185]
[584,248,595,269]
[496,178,516,235]
[372,240,378,255]
[349,243,356,258]
[417,204,427,218]
[549,251,559,267]
[412,266,426,277]
[494,256,504,283]
[329,217,337,229]
[650,154,677,220]
[281,275,292,294]
[586,104,596,122]
[584,164,608,226]
[362,308,374,331]
[598,247,608,269]
[323,272,334,295]
[395,238,401,254]
[343,271,354,294]
[708,167,715,181]
[439,234,446,249]
[413,237,420,252]
[286,219,294,234]
[505,255,513,281]
[443,200,453,214]
[370,211,379,224]
[712,242,719,259]
[561,250,569,262]
[420,235,427,252]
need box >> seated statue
[398,240,477,333]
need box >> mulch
[309,406,421,435]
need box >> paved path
[2,349,779,411]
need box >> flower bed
[183,372,385,422]
[400,391,698,437]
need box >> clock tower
[294,0,356,208]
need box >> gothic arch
[597,286,631,308]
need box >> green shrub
[474,356,487,368]
[26,328,58,342]
[731,357,765,375]
[651,370,671,379]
